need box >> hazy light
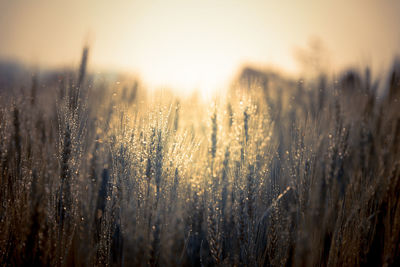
[1,0,399,93]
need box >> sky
[1,0,400,92]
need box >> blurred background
[0,0,399,94]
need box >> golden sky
[1,0,399,92]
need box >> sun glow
[134,49,239,97]
[1,0,400,94]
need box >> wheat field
[0,46,399,266]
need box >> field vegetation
[0,48,399,266]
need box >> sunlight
[137,51,236,98]
[2,0,399,95]
[1,1,400,266]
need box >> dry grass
[0,49,399,266]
